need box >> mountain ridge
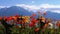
[0,6,60,20]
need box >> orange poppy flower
[35,28,40,32]
[43,24,48,28]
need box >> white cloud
[16,4,40,10]
[16,4,60,13]
[0,6,6,8]
[16,4,60,10]
[0,4,60,13]
[50,10,60,13]
[0,6,10,8]
[40,4,60,8]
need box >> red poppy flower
[7,16,12,22]
[56,20,60,27]
[15,26,19,28]
[29,23,34,27]
[32,14,36,16]
[15,14,19,18]
[56,22,60,27]
[0,16,2,20]
[4,16,7,19]
[31,18,36,24]
[35,28,40,32]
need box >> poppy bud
[43,11,46,15]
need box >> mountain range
[0,6,60,20]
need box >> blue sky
[0,0,60,13]
[0,0,60,6]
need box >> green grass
[0,24,60,34]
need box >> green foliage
[0,23,60,34]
